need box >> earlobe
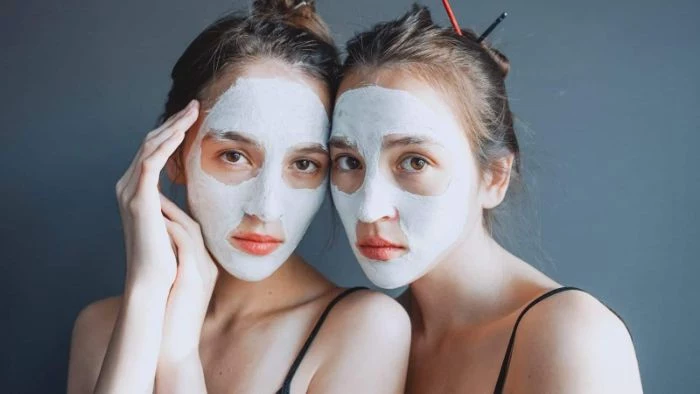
[481,155,514,209]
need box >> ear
[166,150,186,185]
[166,113,202,185]
[480,154,514,210]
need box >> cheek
[397,160,480,232]
[284,163,329,190]
[331,167,365,194]
[200,151,257,185]
[393,166,450,197]
[281,185,327,234]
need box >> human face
[330,70,482,289]
[183,63,331,281]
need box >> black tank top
[276,286,367,394]
[493,286,630,394]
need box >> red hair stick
[441,0,463,35]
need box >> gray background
[1,0,698,392]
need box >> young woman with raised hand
[67,2,410,393]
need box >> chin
[358,258,421,290]
[218,258,284,282]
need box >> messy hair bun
[252,0,333,44]
[160,0,339,123]
[454,28,510,78]
[483,46,510,78]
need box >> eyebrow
[382,136,433,149]
[328,136,358,150]
[293,143,328,155]
[207,130,261,147]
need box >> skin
[330,67,643,393]
[67,60,411,394]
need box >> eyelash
[331,154,431,173]
[219,150,251,166]
[334,155,363,171]
[220,150,322,176]
[397,154,432,173]
[291,159,321,174]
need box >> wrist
[125,272,172,298]
[158,347,202,374]
[123,278,171,311]
[159,329,202,363]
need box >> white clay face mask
[186,77,329,281]
[331,85,474,289]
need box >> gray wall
[1,0,698,392]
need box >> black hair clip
[477,12,508,43]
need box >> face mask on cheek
[331,86,474,289]
[185,77,329,282]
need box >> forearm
[155,353,208,394]
[94,281,169,394]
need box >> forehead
[334,70,464,138]
[337,67,454,118]
[195,61,331,147]
[202,59,332,114]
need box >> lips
[230,233,283,256]
[356,236,407,261]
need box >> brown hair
[342,4,519,229]
[160,0,339,123]
[160,0,339,179]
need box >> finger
[154,99,199,136]
[162,216,179,257]
[142,100,199,157]
[118,136,147,192]
[119,101,198,195]
[138,124,189,190]
[146,100,198,143]
[160,194,199,234]
[164,215,193,258]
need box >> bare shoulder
[67,296,122,394]
[506,289,643,393]
[307,289,411,392]
[323,288,411,342]
[74,296,122,332]
[71,296,122,351]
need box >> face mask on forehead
[331,85,474,289]
[186,77,329,281]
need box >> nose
[357,170,397,223]
[243,168,284,222]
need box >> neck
[208,254,334,321]
[408,224,527,337]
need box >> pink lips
[356,236,407,261]
[230,233,283,256]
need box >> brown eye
[399,156,428,172]
[294,159,318,173]
[225,152,241,162]
[336,156,362,171]
[221,150,250,166]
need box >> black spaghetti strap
[493,286,634,393]
[276,287,367,394]
[493,286,582,394]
